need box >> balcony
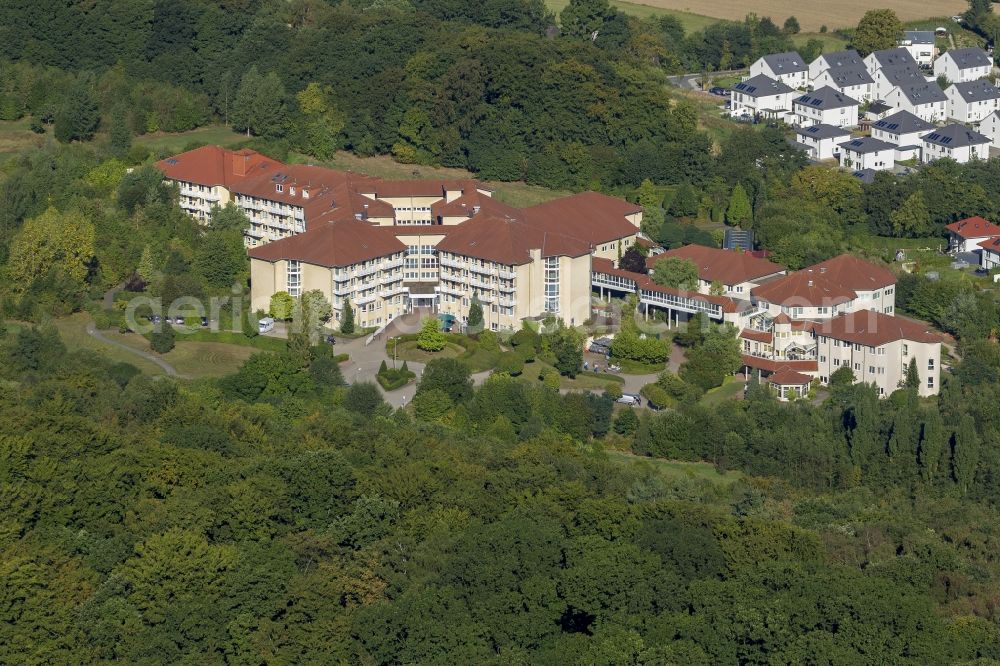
[439,283,464,297]
[497,269,516,280]
[354,264,380,278]
[439,257,465,269]
[355,293,378,306]
[499,297,516,308]
[498,282,515,293]
[380,285,408,298]
[476,292,497,303]
[468,277,494,290]
[383,258,405,270]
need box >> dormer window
[302,190,309,199]
[276,184,283,193]
[290,187,296,196]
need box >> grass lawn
[700,375,746,406]
[562,369,625,391]
[0,117,48,162]
[393,340,463,363]
[134,125,246,155]
[792,32,849,53]
[605,450,743,485]
[9,314,166,376]
[291,150,570,208]
[460,346,503,373]
[177,329,289,352]
[103,327,261,378]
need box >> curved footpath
[86,322,181,377]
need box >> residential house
[809,49,866,80]
[792,86,860,127]
[792,123,852,160]
[979,110,1000,147]
[898,30,937,66]
[946,79,1000,122]
[810,63,874,102]
[884,81,948,122]
[945,216,1000,253]
[750,51,809,88]
[870,110,935,161]
[864,48,922,98]
[977,236,1000,270]
[838,136,896,171]
[921,124,990,163]
[730,74,796,120]
[934,47,993,83]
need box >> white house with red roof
[945,216,1000,254]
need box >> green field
[0,118,48,162]
[792,32,850,53]
[700,375,746,406]
[134,124,246,154]
[605,450,743,485]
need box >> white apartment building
[750,51,809,88]
[898,30,937,67]
[934,47,993,83]
[810,65,874,102]
[870,110,935,161]
[946,79,1000,123]
[921,124,991,164]
[838,137,896,171]
[793,124,852,160]
[883,82,948,122]
[945,216,1000,253]
[730,74,796,120]
[979,110,1000,148]
[792,86,859,128]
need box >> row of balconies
[439,256,516,280]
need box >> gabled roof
[247,219,406,267]
[815,311,941,346]
[522,192,641,246]
[882,65,926,88]
[942,47,992,69]
[838,136,896,154]
[851,168,878,184]
[922,124,990,148]
[894,81,948,105]
[871,109,935,135]
[732,74,794,98]
[808,254,895,291]
[949,79,1000,103]
[431,189,520,219]
[435,214,590,265]
[794,123,852,139]
[759,51,807,74]
[647,245,785,285]
[823,64,874,87]
[767,365,814,386]
[979,236,1000,252]
[742,355,818,374]
[794,86,859,110]
[820,50,865,68]
[156,145,279,189]
[751,270,856,307]
[946,216,1000,239]
[902,30,935,45]
[868,47,919,70]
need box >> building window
[543,256,560,313]
[927,377,934,389]
[287,260,301,297]
[928,358,935,370]
[276,184,283,193]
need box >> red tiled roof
[435,214,591,265]
[156,145,279,189]
[767,366,814,386]
[247,219,405,267]
[773,313,791,324]
[980,236,1000,251]
[814,310,942,346]
[751,270,856,307]
[946,216,1000,239]
[649,245,785,285]
[591,257,741,313]
[807,254,895,291]
[523,192,642,246]
[741,328,773,343]
[742,355,818,373]
[432,190,521,219]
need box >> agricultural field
[545,0,719,31]
[619,0,966,32]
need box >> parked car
[616,393,641,406]
[325,334,337,345]
[258,317,275,334]
[173,316,186,325]
[709,86,728,96]
[148,314,162,324]
[201,317,209,327]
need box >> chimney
[233,153,248,177]
[808,280,813,286]
[472,205,481,216]
[362,204,369,220]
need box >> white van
[616,393,641,406]
[258,317,275,334]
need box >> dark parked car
[201,317,209,327]
[709,86,728,96]
[325,334,337,345]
